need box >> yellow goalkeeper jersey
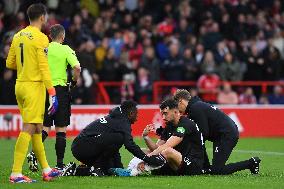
[6,25,53,90]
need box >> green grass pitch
[0,138,283,189]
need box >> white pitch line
[208,148,284,156]
[233,149,284,156]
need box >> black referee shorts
[43,85,71,127]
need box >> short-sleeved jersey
[161,116,204,159]
[6,25,53,89]
[48,42,80,86]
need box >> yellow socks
[12,132,31,173]
[32,134,49,170]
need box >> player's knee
[161,147,175,159]
[43,126,51,133]
[55,126,66,133]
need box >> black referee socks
[55,132,66,167]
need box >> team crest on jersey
[177,127,185,134]
[44,48,48,55]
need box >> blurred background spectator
[0,0,283,104]
[120,73,135,102]
[259,94,270,105]
[218,53,243,81]
[239,87,257,104]
[268,85,284,104]
[197,66,220,104]
[134,66,153,104]
[0,69,16,105]
[217,82,238,105]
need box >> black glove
[70,79,77,88]
[155,126,164,136]
[68,80,77,92]
[143,154,167,167]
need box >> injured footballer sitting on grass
[60,99,261,177]
[107,98,261,177]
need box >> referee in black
[173,89,261,175]
[27,24,81,171]
[71,100,166,174]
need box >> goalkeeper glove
[47,88,58,115]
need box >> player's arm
[142,124,159,151]
[148,136,183,156]
[143,124,167,152]
[143,137,157,152]
[37,35,54,91]
[156,139,166,147]
[124,127,149,160]
[66,46,81,82]
[37,35,58,114]
[6,37,17,70]
[144,138,166,152]
[73,64,81,81]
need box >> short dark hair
[50,24,65,40]
[160,99,178,110]
[173,89,191,101]
[27,3,47,22]
[121,100,138,115]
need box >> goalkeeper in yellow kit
[27,24,81,172]
[6,3,61,183]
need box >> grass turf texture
[0,138,283,189]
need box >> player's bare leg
[160,147,182,171]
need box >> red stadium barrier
[96,81,284,104]
[0,105,283,138]
[153,81,284,103]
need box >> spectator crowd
[0,0,284,104]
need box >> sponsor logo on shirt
[177,127,185,134]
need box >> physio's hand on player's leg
[48,88,58,115]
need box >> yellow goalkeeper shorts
[15,81,46,124]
